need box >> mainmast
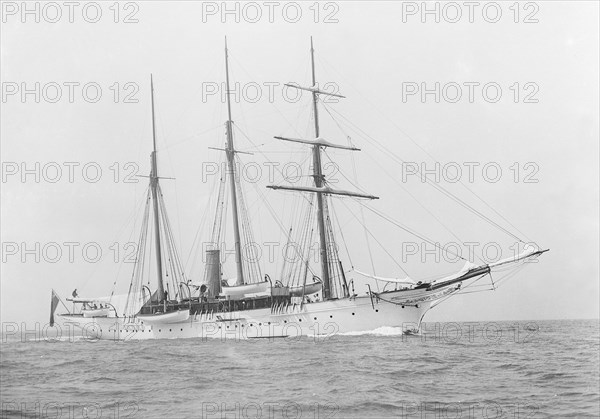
[150,74,165,301]
[224,38,245,286]
[309,37,332,300]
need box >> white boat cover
[82,308,110,318]
[138,309,190,324]
[488,246,541,269]
[430,260,479,286]
[429,246,542,285]
[221,281,270,298]
[356,259,478,288]
[289,281,323,296]
[353,269,416,286]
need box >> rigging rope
[322,103,525,244]
[336,198,411,277]
[321,102,471,255]
[357,200,467,262]
[317,55,532,243]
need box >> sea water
[1,319,598,418]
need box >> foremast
[150,74,165,302]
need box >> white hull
[72,285,459,341]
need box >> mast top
[150,74,158,156]
[224,37,234,127]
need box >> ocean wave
[1,319,597,418]
[338,326,405,336]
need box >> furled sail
[274,136,360,151]
[267,185,378,200]
[358,247,547,293]
[488,247,547,269]
[353,270,416,287]
[283,83,346,98]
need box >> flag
[49,289,60,326]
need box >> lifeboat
[82,308,111,318]
[138,309,190,324]
[221,281,270,299]
[289,281,322,297]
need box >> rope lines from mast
[107,192,148,302]
[233,122,323,284]
[279,193,317,289]
[429,261,531,309]
[156,183,187,299]
[322,197,350,298]
[185,172,220,276]
[347,134,379,289]
[322,142,468,264]
[320,103,470,253]
[317,55,532,244]
[198,171,227,285]
[335,197,411,278]
[356,200,467,262]
[124,188,152,317]
[123,177,189,314]
[321,102,526,244]
[234,153,263,284]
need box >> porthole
[330,315,333,318]
[159,329,161,332]
[352,313,355,315]
[375,309,379,313]
[313,317,317,320]
[169,329,172,332]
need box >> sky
[1,1,599,326]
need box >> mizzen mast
[150,74,165,302]
[224,37,245,286]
